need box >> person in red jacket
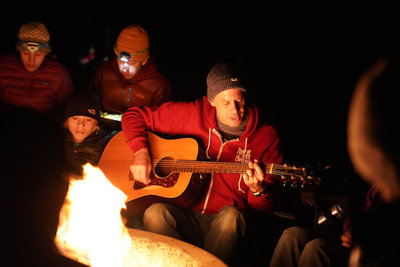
[0,21,74,117]
[89,24,171,129]
[121,63,282,265]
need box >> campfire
[55,163,221,267]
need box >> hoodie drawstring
[205,128,212,160]
[237,137,248,193]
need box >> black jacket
[64,128,117,175]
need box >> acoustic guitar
[98,131,316,216]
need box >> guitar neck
[157,159,279,175]
[155,159,307,179]
[174,160,249,174]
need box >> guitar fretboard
[174,160,250,173]
[153,159,285,175]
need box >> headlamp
[26,42,40,53]
[17,41,49,53]
[119,51,131,62]
[114,44,149,61]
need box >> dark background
[2,2,400,181]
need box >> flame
[55,163,131,266]
[55,163,202,267]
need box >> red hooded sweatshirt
[121,96,282,214]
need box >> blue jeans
[143,202,246,265]
[269,226,349,267]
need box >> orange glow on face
[67,116,98,143]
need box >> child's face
[67,116,98,143]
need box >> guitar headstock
[270,163,321,188]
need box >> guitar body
[98,131,208,218]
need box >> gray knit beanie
[206,63,247,101]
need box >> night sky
[3,2,400,180]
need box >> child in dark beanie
[63,90,117,175]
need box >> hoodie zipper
[122,83,132,109]
[201,128,241,214]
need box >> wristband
[251,186,266,197]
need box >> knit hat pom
[207,63,247,101]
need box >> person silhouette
[1,103,87,266]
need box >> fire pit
[58,227,226,267]
[127,228,225,267]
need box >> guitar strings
[151,159,307,179]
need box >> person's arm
[130,148,152,184]
[121,106,157,154]
[122,106,155,184]
[122,99,207,185]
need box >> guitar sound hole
[154,156,175,178]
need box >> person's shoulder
[255,118,280,138]
[141,72,171,90]
[155,98,205,113]
[42,57,66,68]
[41,57,71,75]
[0,53,20,67]
[140,59,169,80]
[148,69,170,83]
[0,53,17,60]
[172,96,206,107]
